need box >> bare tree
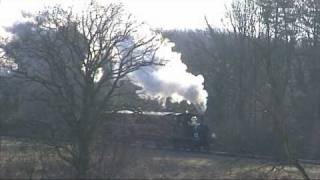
[0,1,161,178]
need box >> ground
[0,137,319,179]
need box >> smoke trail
[0,0,208,112]
[124,35,208,113]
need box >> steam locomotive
[103,110,214,151]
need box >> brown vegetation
[1,137,320,179]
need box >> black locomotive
[173,112,211,151]
[103,110,213,151]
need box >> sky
[0,0,232,33]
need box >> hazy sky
[0,0,231,32]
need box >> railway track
[2,133,320,166]
[142,144,320,166]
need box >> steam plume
[126,36,208,113]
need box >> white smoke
[121,32,208,113]
[0,0,208,113]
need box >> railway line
[141,143,320,166]
[2,111,320,167]
[2,133,320,166]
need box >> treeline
[1,0,320,178]
[164,0,320,160]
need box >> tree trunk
[76,134,90,179]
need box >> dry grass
[120,149,310,179]
[0,138,73,179]
[1,137,320,179]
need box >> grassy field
[0,137,320,179]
